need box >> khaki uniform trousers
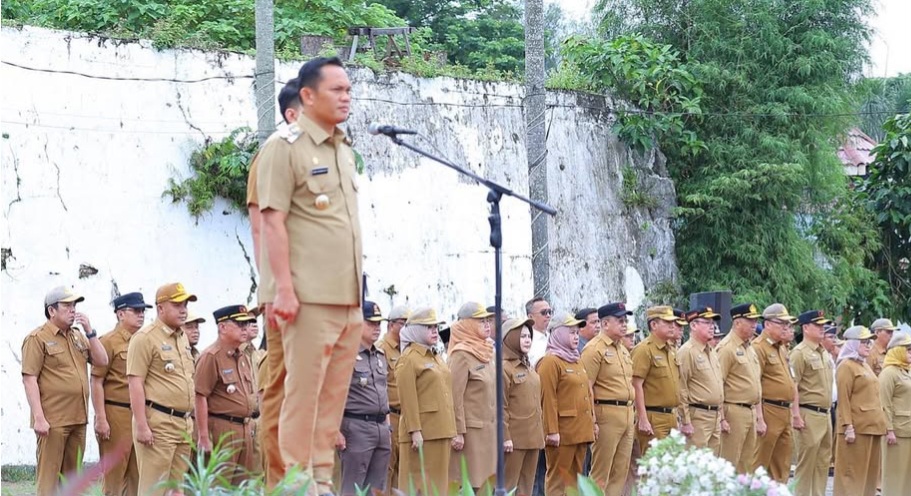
[279,303,361,493]
[686,407,720,455]
[882,437,911,495]
[590,404,634,496]
[636,411,675,456]
[134,408,193,496]
[544,442,587,496]
[262,321,286,488]
[793,409,831,496]
[386,411,400,492]
[98,404,139,496]
[834,434,881,496]
[505,448,539,496]
[399,439,451,496]
[208,416,255,486]
[752,403,792,483]
[36,423,86,496]
[719,404,757,474]
[251,417,262,477]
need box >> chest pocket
[604,352,618,365]
[768,353,780,365]
[468,364,489,382]
[158,350,180,372]
[734,352,748,364]
[652,359,669,377]
[45,343,66,365]
[696,357,710,370]
[809,358,823,370]
[513,372,527,385]
[218,368,239,386]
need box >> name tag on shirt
[474,364,486,371]
[311,167,329,176]
[223,368,234,375]
[424,363,435,369]
[161,344,173,351]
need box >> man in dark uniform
[336,301,391,495]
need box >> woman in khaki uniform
[879,331,911,495]
[448,302,497,490]
[834,325,887,496]
[396,308,456,496]
[502,317,544,496]
[538,315,596,496]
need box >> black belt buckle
[690,403,720,412]
[210,412,249,425]
[800,404,829,414]
[595,399,632,407]
[344,411,386,423]
[146,400,192,419]
[725,402,756,409]
[104,399,131,409]
[645,406,674,414]
[763,399,791,409]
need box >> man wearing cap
[22,286,108,496]
[869,318,898,376]
[717,303,765,474]
[181,313,206,363]
[127,282,197,496]
[678,307,725,454]
[790,310,835,496]
[376,305,409,491]
[581,303,635,495]
[91,292,152,496]
[751,303,801,483]
[577,308,600,353]
[631,306,682,454]
[336,301,391,495]
[239,315,265,476]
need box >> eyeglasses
[538,309,553,316]
[859,339,873,346]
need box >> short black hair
[297,57,345,91]
[278,78,301,123]
[44,303,58,320]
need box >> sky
[551,0,910,77]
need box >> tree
[856,74,911,142]
[525,0,549,299]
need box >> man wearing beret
[127,282,198,496]
[678,307,725,454]
[22,286,108,496]
[631,306,682,455]
[92,292,152,496]
[195,305,259,486]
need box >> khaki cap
[155,282,197,304]
[762,303,797,323]
[44,286,85,306]
[646,306,678,322]
[406,307,444,326]
[625,321,638,336]
[185,312,206,325]
[504,317,533,333]
[548,312,584,332]
[887,331,911,349]
[457,301,494,320]
[387,305,412,321]
[871,318,898,332]
[843,325,874,340]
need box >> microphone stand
[377,131,556,496]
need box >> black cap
[576,307,598,321]
[597,302,632,319]
[685,306,721,323]
[824,323,838,335]
[363,301,386,322]
[797,310,832,326]
[673,308,688,325]
[486,305,497,314]
[731,303,761,320]
[213,305,256,323]
[113,292,152,311]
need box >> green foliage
[1,465,35,483]
[621,165,658,209]
[855,74,911,142]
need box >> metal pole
[489,190,506,496]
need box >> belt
[388,406,401,415]
[689,403,720,412]
[595,399,633,406]
[104,400,131,409]
[762,399,791,409]
[645,406,675,414]
[724,402,756,409]
[800,404,830,414]
[343,411,387,423]
[146,401,192,419]
[210,412,255,425]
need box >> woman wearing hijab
[447,302,497,490]
[502,317,544,496]
[396,308,456,496]
[833,325,887,496]
[538,313,596,496]
[878,331,911,495]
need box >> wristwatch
[85,330,97,339]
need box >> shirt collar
[297,113,346,146]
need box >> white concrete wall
[0,26,677,464]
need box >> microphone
[367,122,418,136]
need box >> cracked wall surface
[0,26,678,463]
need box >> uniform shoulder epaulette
[376,346,386,355]
[279,122,302,144]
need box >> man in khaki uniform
[257,57,364,494]
[868,318,898,376]
[790,309,834,496]
[751,303,801,484]
[631,306,682,455]
[92,292,152,496]
[22,286,108,496]
[678,307,724,454]
[239,315,265,476]
[127,282,198,496]
[195,305,259,486]
[376,305,410,492]
[181,313,205,363]
[717,303,764,474]
[581,302,635,495]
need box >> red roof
[837,128,877,175]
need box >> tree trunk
[254,0,276,143]
[525,0,550,300]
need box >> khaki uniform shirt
[716,332,762,405]
[503,358,544,450]
[21,322,91,427]
[879,365,911,437]
[581,334,635,404]
[789,340,833,409]
[246,143,276,304]
[631,335,681,408]
[396,344,456,442]
[256,114,362,305]
[835,359,887,435]
[91,325,133,404]
[867,343,887,376]
[538,355,595,445]
[195,342,257,417]
[345,344,389,415]
[449,350,496,435]
[256,350,269,393]
[377,333,401,410]
[127,318,195,412]
[752,333,794,402]
[677,339,724,422]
